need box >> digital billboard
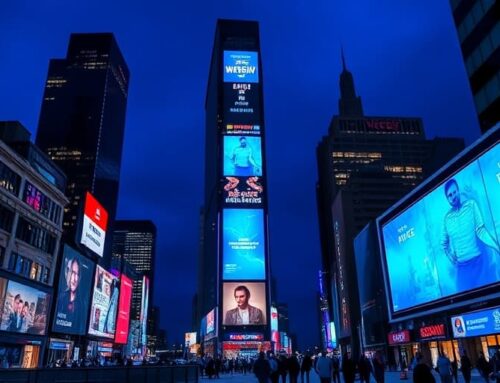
[223,176,263,207]
[140,276,149,355]
[0,278,50,335]
[88,265,119,338]
[185,332,197,348]
[223,136,262,177]
[115,274,132,344]
[80,192,108,257]
[53,245,94,335]
[222,282,267,326]
[223,51,259,83]
[451,306,500,338]
[223,83,261,124]
[223,209,266,280]
[380,141,500,315]
[224,124,261,136]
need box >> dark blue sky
[0,1,480,349]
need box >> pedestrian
[278,354,288,383]
[315,352,332,383]
[491,350,500,383]
[331,354,341,383]
[269,354,280,383]
[373,351,385,383]
[206,356,215,379]
[437,352,453,383]
[342,352,356,383]
[460,351,472,383]
[451,359,458,383]
[301,351,313,383]
[253,351,271,383]
[288,353,301,383]
[413,353,436,383]
[358,355,372,383]
[477,351,490,383]
[214,356,221,378]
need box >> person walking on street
[288,353,301,383]
[358,355,372,383]
[269,353,280,383]
[331,354,341,383]
[253,351,271,383]
[477,352,490,383]
[460,351,472,383]
[342,352,356,383]
[437,353,453,383]
[278,354,288,383]
[451,359,458,383]
[373,351,385,383]
[315,352,332,383]
[491,350,500,383]
[413,353,436,383]
[301,351,313,383]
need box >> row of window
[7,252,50,285]
[0,203,14,232]
[465,22,500,77]
[474,71,500,113]
[457,0,496,43]
[16,217,56,255]
[23,181,62,224]
[0,160,21,196]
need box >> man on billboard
[441,178,499,291]
[7,294,23,332]
[56,256,84,326]
[224,285,264,325]
[231,137,261,176]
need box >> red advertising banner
[84,192,108,231]
[115,275,132,344]
[387,330,411,345]
[419,324,446,339]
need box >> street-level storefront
[387,330,419,370]
[46,338,73,364]
[0,336,44,368]
[417,323,460,368]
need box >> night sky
[0,1,481,349]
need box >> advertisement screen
[115,274,132,344]
[451,306,500,338]
[224,124,261,136]
[88,265,119,338]
[53,245,94,335]
[223,176,264,207]
[381,143,500,313]
[222,282,267,326]
[80,192,108,257]
[223,51,259,83]
[223,83,261,124]
[270,306,278,332]
[0,278,50,335]
[223,209,266,280]
[140,276,149,355]
[185,332,197,348]
[223,136,262,177]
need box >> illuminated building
[449,0,499,133]
[0,121,68,368]
[198,19,273,356]
[35,33,129,264]
[316,54,465,357]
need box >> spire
[338,47,364,117]
[341,45,347,72]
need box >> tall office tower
[316,57,465,357]
[449,0,499,133]
[35,33,129,261]
[111,220,156,320]
[198,19,272,357]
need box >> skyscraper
[316,56,465,357]
[198,19,272,357]
[449,0,499,133]
[36,33,129,260]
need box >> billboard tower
[199,19,272,356]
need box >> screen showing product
[115,274,132,344]
[223,209,266,280]
[451,306,500,338]
[223,51,259,83]
[88,265,119,338]
[53,245,94,335]
[222,282,267,326]
[223,136,262,177]
[0,278,50,335]
[381,143,500,313]
[80,192,108,257]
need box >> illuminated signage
[223,51,259,83]
[185,332,197,347]
[80,192,108,257]
[115,275,132,344]
[222,341,271,350]
[223,136,263,177]
[387,330,411,345]
[223,176,263,206]
[140,276,149,356]
[270,306,278,332]
[364,119,401,132]
[222,282,267,326]
[225,333,264,341]
[419,324,446,339]
[451,307,500,338]
[88,266,119,339]
[225,124,261,136]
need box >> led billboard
[115,274,132,344]
[223,83,261,124]
[451,306,500,338]
[53,245,94,335]
[88,265,119,338]
[224,124,261,136]
[140,276,149,355]
[0,278,50,335]
[380,141,500,315]
[222,282,267,326]
[223,176,264,207]
[80,192,108,257]
[223,209,266,280]
[223,51,259,83]
[223,136,262,177]
[185,332,197,348]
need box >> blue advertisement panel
[223,51,259,83]
[451,307,500,338]
[223,136,262,177]
[382,143,500,313]
[223,209,266,280]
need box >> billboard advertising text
[80,192,108,257]
[223,136,262,177]
[115,274,132,344]
[381,143,500,313]
[224,124,261,136]
[223,209,266,280]
[223,51,259,83]
[0,278,50,335]
[222,282,267,326]
[88,265,119,338]
[223,83,261,124]
[223,176,264,207]
[53,245,94,335]
[451,306,500,338]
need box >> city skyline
[0,1,481,348]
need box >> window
[23,181,61,224]
[8,252,50,284]
[0,161,21,196]
[0,203,14,232]
[0,246,5,268]
[15,217,56,254]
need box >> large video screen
[80,192,108,257]
[223,51,259,83]
[0,278,50,335]
[140,276,150,356]
[223,136,262,177]
[88,265,119,338]
[53,245,94,335]
[381,142,500,313]
[222,176,264,207]
[115,274,132,344]
[222,282,267,326]
[223,209,266,280]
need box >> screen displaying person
[441,178,500,292]
[224,285,264,325]
[7,294,23,332]
[230,137,260,176]
[56,256,84,327]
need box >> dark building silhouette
[449,0,499,133]
[35,33,129,263]
[316,55,465,357]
